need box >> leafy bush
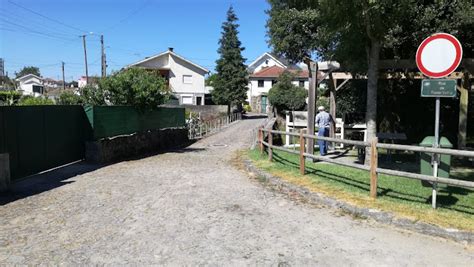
[268,71,307,115]
[81,85,107,106]
[99,68,169,110]
[0,91,22,106]
[18,96,54,106]
[57,90,82,105]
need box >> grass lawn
[247,149,474,231]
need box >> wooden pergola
[325,58,473,148]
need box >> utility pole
[101,34,106,78]
[82,35,89,84]
[61,61,65,90]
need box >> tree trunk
[227,104,231,115]
[364,40,381,165]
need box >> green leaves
[99,68,169,110]
[212,6,248,110]
[15,66,40,78]
[268,71,307,114]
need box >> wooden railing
[258,128,474,202]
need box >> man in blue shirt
[315,106,334,156]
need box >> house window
[272,80,277,86]
[258,80,264,87]
[183,75,193,84]
[299,81,305,87]
[181,96,193,105]
[32,85,43,94]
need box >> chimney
[168,47,174,52]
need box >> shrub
[99,68,170,110]
[18,96,54,106]
[268,71,307,115]
[80,85,107,106]
[0,91,22,106]
[57,90,82,105]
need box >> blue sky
[0,0,270,81]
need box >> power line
[7,0,88,34]
[100,0,153,33]
[0,8,80,38]
[0,26,77,41]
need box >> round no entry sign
[416,33,462,78]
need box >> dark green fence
[0,105,186,180]
[0,106,91,180]
[84,106,185,140]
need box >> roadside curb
[243,159,474,245]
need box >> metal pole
[432,97,440,209]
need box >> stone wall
[183,105,228,121]
[86,128,189,163]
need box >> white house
[126,48,210,105]
[16,74,44,96]
[247,52,315,113]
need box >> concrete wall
[85,128,189,163]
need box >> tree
[99,67,169,110]
[212,6,248,114]
[58,91,82,105]
[15,66,41,78]
[205,73,217,86]
[268,71,307,115]
[267,0,472,162]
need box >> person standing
[315,106,333,156]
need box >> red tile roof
[250,65,323,79]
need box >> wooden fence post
[300,130,306,175]
[370,137,378,199]
[259,127,264,155]
[268,132,273,161]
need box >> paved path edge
[242,158,474,245]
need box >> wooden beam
[458,73,469,149]
[370,137,378,199]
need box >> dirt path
[0,117,472,265]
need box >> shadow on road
[0,161,103,206]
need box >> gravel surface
[0,117,472,265]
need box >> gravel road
[0,117,472,265]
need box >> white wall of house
[128,50,208,105]
[247,79,309,101]
[247,53,286,73]
[17,75,43,96]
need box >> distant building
[43,78,62,88]
[16,74,44,96]
[78,76,100,88]
[126,48,210,105]
[247,52,314,114]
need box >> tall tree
[15,66,41,78]
[267,0,472,162]
[212,6,248,114]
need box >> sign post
[416,33,462,209]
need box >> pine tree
[212,6,248,114]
